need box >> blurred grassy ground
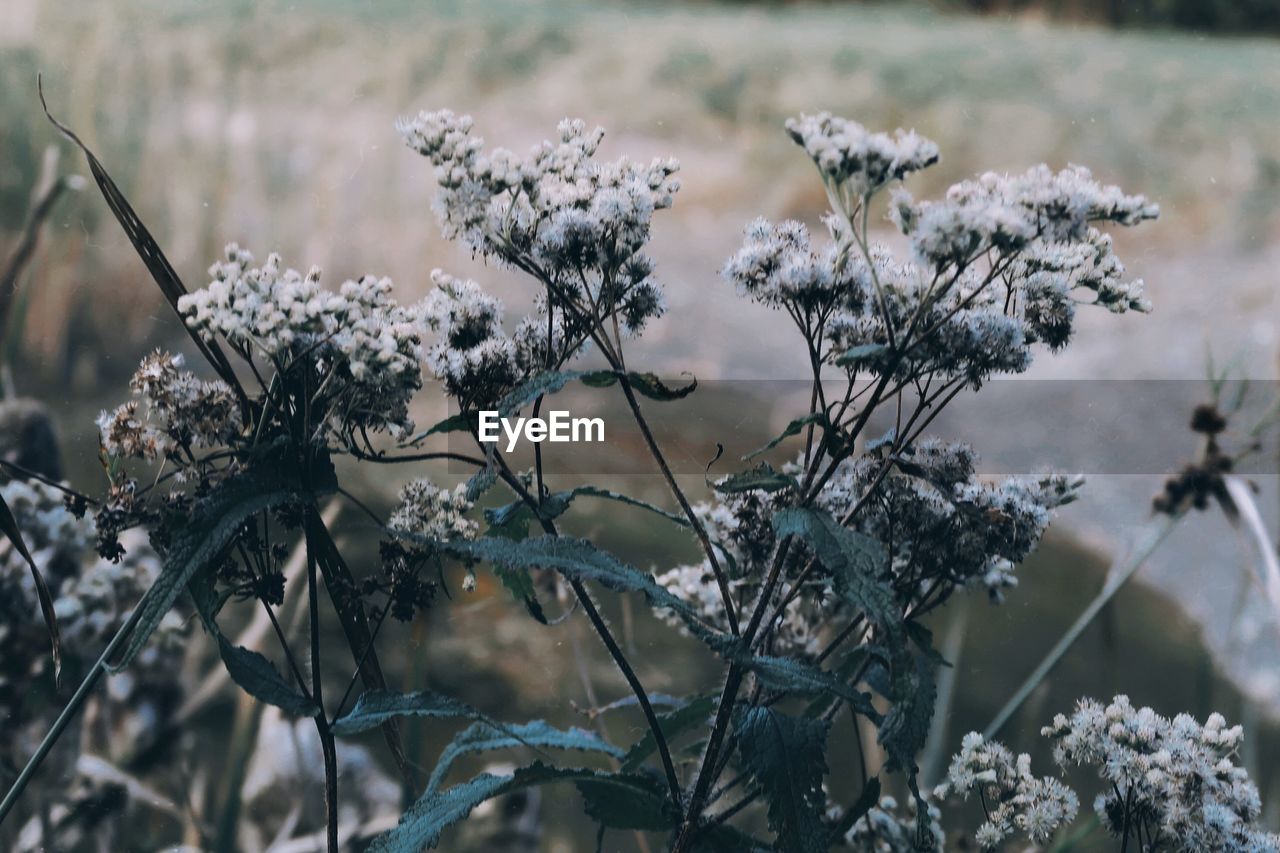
[4,0,1279,387]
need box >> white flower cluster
[421,270,520,405]
[399,110,678,337]
[785,112,939,198]
[420,271,593,406]
[0,479,94,581]
[934,732,1078,849]
[890,164,1158,271]
[97,350,241,460]
[818,441,1081,604]
[727,118,1157,391]
[388,478,478,542]
[721,217,872,314]
[841,794,944,852]
[1042,696,1279,851]
[178,244,425,437]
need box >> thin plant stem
[305,538,340,853]
[983,512,1181,739]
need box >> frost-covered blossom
[380,478,478,621]
[421,270,520,405]
[785,112,939,198]
[388,478,478,542]
[657,444,1077,655]
[842,794,944,852]
[816,441,1081,604]
[1043,696,1279,851]
[97,350,241,459]
[891,165,1157,271]
[934,732,1078,849]
[399,111,677,339]
[721,217,870,314]
[728,122,1157,393]
[178,244,425,438]
[0,479,94,582]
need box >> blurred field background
[4,0,1280,848]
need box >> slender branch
[615,375,740,635]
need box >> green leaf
[0,490,61,681]
[835,343,888,368]
[577,771,677,831]
[463,464,497,502]
[905,620,950,668]
[386,533,718,642]
[743,413,827,461]
[625,371,697,401]
[496,369,616,417]
[771,507,896,636]
[736,707,830,853]
[827,776,882,845]
[331,688,482,737]
[564,485,689,528]
[621,694,716,772]
[407,411,475,444]
[580,371,621,389]
[110,460,332,672]
[728,653,879,720]
[427,720,622,795]
[713,462,797,494]
[188,567,318,717]
[878,654,938,775]
[369,763,662,852]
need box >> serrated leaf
[772,507,896,637]
[835,343,888,368]
[331,688,481,736]
[1,490,61,681]
[407,411,475,444]
[385,533,718,642]
[729,653,879,720]
[188,567,317,717]
[427,720,622,795]
[877,654,938,775]
[463,465,497,502]
[621,694,716,772]
[495,369,616,417]
[714,463,797,495]
[736,707,830,853]
[577,772,677,831]
[110,460,332,672]
[564,485,689,528]
[625,371,697,401]
[369,763,662,852]
[905,620,950,668]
